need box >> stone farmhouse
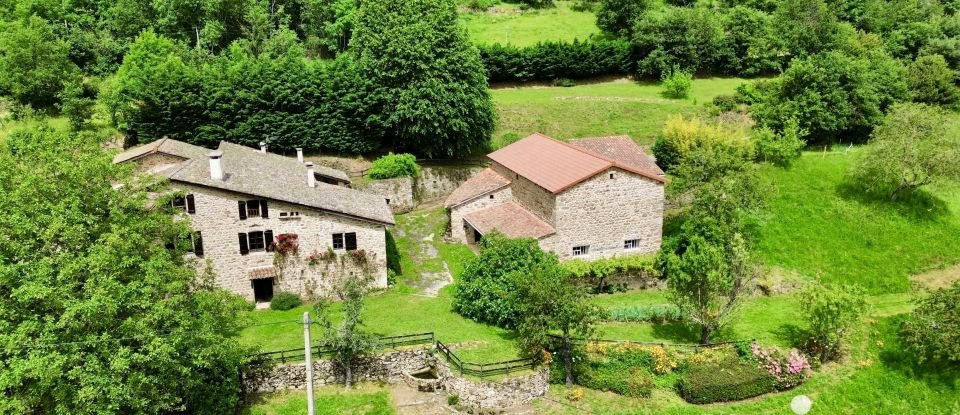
[445,133,666,260]
[114,138,394,303]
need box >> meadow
[489,77,747,148]
[461,1,600,47]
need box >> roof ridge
[565,136,666,183]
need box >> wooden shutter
[260,199,269,218]
[345,232,357,251]
[194,231,204,257]
[238,201,247,220]
[186,194,196,214]
[238,233,249,255]
[264,230,274,252]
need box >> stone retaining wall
[435,358,550,410]
[243,348,431,394]
[354,165,483,214]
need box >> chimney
[296,148,304,163]
[305,162,316,188]
[209,151,224,181]
[259,142,267,153]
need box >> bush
[552,78,576,87]
[900,280,960,364]
[446,394,459,406]
[753,118,806,167]
[270,291,303,311]
[798,283,868,362]
[607,304,684,323]
[653,115,753,171]
[580,367,654,398]
[661,66,693,99]
[368,153,420,179]
[678,355,776,404]
[479,39,634,83]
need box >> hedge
[270,292,302,311]
[678,356,776,404]
[479,39,635,83]
[368,153,420,179]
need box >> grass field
[490,77,747,149]
[755,150,960,294]
[461,1,600,47]
[243,385,395,415]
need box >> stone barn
[445,133,665,260]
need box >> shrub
[446,394,459,406]
[580,367,654,398]
[661,66,693,99]
[746,343,811,390]
[753,118,806,167]
[479,39,634,83]
[798,283,868,362]
[368,153,420,180]
[678,355,776,404]
[552,78,576,87]
[653,115,753,171]
[607,304,684,323]
[270,291,303,311]
[900,280,960,364]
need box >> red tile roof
[444,168,511,208]
[463,202,555,239]
[569,136,665,177]
[487,133,664,194]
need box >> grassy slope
[490,77,746,149]
[755,150,960,294]
[461,1,600,47]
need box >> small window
[385,198,391,205]
[489,194,494,199]
[609,173,615,179]
[572,245,589,256]
[332,232,358,251]
[172,196,187,210]
[279,211,301,219]
[189,231,204,257]
[624,239,640,250]
[248,231,266,251]
[246,200,261,217]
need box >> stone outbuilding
[445,133,665,260]
[115,139,394,303]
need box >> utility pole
[304,312,315,415]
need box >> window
[332,232,358,251]
[489,194,494,199]
[188,232,204,257]
[624,239,640,250]
[572,245,589,256]
[171,194,196,213]
[238,199,268,220]
[385,198,391,205]
[278,211,301,219]
[609,173,615,179]
[238,230,273,255]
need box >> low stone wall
[355,176,416,213]
[435,358,550,410]
[243,348,431,394]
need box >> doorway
[252,278,275,303]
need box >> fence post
[303,312,315,415]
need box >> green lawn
[755,150,960,294]
[243,385,395,415]
[462,1,600,47]
[490,77,747,149]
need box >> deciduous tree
[900,280,960,364]
[0,16,78,108]
[315,275,379,389]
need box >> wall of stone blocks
[175,183,388,301]
[449,186,514,243]
[490,162,556,224]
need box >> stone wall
[435,358,550,410]
[449,186,513,243]
[490,161,555,224]
[546,167,664,260]
[175,183,388,301]
[355,165,483,214]
[132,153,188,175]
[244,348,432,394]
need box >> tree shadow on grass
[835,180,951,222]
[876,316,959,390]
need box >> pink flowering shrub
[749,342,811,390]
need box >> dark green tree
[352,0,495,158]
[772,0,844,58]
[511,262,603,385]
[0,127,250,414]
[906,54,960,107]
[453,232,556,328]
[632,6,732,77]
[596,0,650,38]
[0,16,78,108]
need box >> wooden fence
[551,334,754,352]
[253,332,435,364]
[435,340,537,378]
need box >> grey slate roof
[112,137,210,164]
[168,141,394,225]
[310,161,351,183]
